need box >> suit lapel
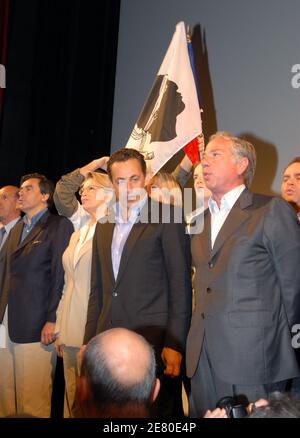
[211,189,252,259]
[71,230,84,267]
[9,221,24,253]
[115,221,146,287]
[195,209,212,262]
[73,226,96,268]
[99,220,115,285]
[0,217,22,258]
[12,210,50,255]
[114,199,150,287]
[204,209,211,257]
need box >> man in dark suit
[281,156,300,221]
[0,174,73,418]
[281,157,300,395]
[186,132,300,416]
[0,186,21,417]
[84,148,191,417]
[0,186,21,292]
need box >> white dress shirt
[208,184,245,248]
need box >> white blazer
[55,224,95,347]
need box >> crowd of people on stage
[0,132,300,418]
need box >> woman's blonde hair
[81,171,113,190]
[148,171,182,207]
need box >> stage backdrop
[0,0,120,187]
[111,0,300,195]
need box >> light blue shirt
[111,197,147,280]
[21,208,48,242]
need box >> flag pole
[186,25,204,161]
[126,22,202,174]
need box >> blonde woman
[148,159,211,233]
[53,157,114,417]
[147,171,183,207]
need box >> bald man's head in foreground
[77,328,160,418]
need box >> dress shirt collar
[208,185,246,215]
[23,207,48,227]
[113,195,148,224]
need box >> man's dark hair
[20,173,55,207]
[107,148,147,180]
[80,332,156,415]
[250,392,300,418]
[284,156,300,173]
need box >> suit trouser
[0,310,56,418]
[0,310,16,417]
[189,336,287,417]
[290,349,300,397]
[62,345,80,418]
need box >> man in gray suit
[186,132,300,417]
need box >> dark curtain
[0,0,120,186]
[0,0,10,117]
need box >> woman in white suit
[54,157,113,417]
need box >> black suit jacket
[2,210,73,343]
[186,189,300,385]
[84,199,192,368]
